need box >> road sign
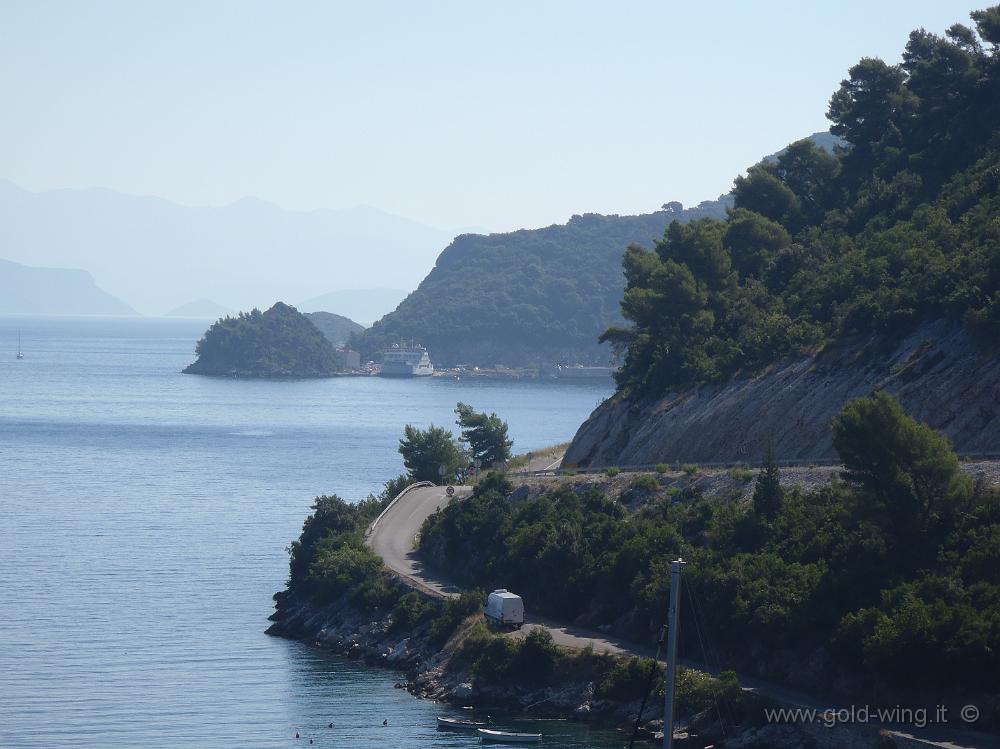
[438,464,448,477]
[446,485,455,497]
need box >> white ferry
[379,343,434,377]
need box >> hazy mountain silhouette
[164,299,235,318]
[0,258,137,315]
[0,181,453,315]
[304,311,365,346]
[296,288,408,327]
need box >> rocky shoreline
[266,582,931,749]
[266,584,661,735]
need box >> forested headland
[183,302,340,378]
[353,199,731,368]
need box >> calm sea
[0,316,623,749]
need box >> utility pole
[663,557,686,749]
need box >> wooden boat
[437,716,488,731]
[477,728,542,744]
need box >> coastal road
[367,484,470,599]
[367,483,1000,749]
[366,483,633,654]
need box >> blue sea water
[0,316,623,748]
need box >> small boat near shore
[477,728,542,744]
[437,716,488,731]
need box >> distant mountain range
[0,180,453,315]
[164,299,235,318]
[0,258,136,316]
[297,288,408,327]
[304,311,364,347]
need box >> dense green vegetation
[419,394,1000,697]
[353,200,730,368]
[397,403,512,482]
[455,402,512,468]
[398,424,466,483]
[280,469,746,718]
[285,475,410,600]
[283,475,491,651]
[184,302,340,377]
[304,311,364,347]
[451,611,749,722]
[607,7,1000,395]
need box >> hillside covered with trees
[353,199,730,368]
[605,6,1000,397]
[183,302,339,378]
[420,395,1000,708]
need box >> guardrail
[511,451,1000,477]
[365,480,434,539]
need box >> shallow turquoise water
[0,316,622,748]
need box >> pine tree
[753,434,783,518]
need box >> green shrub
[309,543,381,600]
[390,592,436,633]
[655,463,670,474]
[729,467,755,482]
[466,625,519,682]
[630,474,659,492]
[516,627,559,684]
[429,589,483,645]
[352,572,399,611]
[596,656,662,701]
[606,466,622,477]
[681,464,699,476]
[675,668,741,717]
[457,621,561,686]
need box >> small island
[183,302,340,378]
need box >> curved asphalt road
[367,484,633,654]
[368,484,470,599]
[367,484,1000,749]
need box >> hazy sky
[0,1,982,232]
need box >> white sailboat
[16,331,24,359]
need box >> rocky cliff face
[565,320,1000,468]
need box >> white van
[484,589,524,628]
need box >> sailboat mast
[663,557,686,749]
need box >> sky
[0,0,984,233]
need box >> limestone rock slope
[565,320,999,467]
